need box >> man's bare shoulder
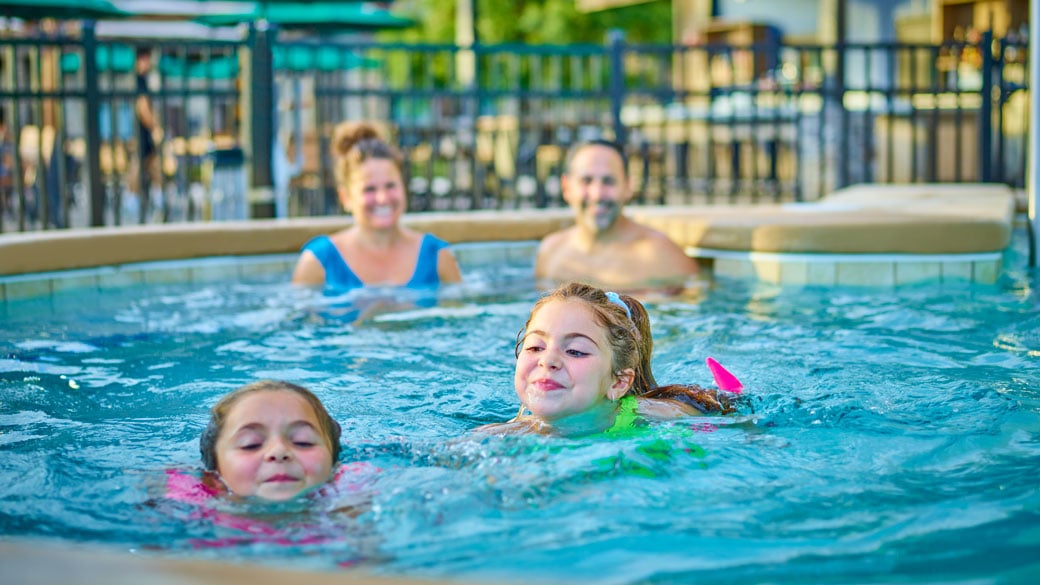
[535,227,578,277]
[630,222,696,263]
[630,221,685,250]
[538,226,577,250]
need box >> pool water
[1,234,1039,584]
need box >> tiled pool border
[0,241,541,303]
[0,240,1005,305]
[691,247,1005,286]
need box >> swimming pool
[1,234,1038,584]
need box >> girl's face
[514,298,632,421]
[339,158,406,230]
[214,390,334,500]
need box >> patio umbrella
[195,2,415,31]
[0,0,130,20]
[159,54,240,80]
[273,45,380,71]
[59,44,136,73]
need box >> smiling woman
[291,121,462,291]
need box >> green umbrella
[195,2,415,30]
[59,44,135,73]
[0,0,130,20]
[159,54,240,80]
[273,45,381,71]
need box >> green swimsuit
[602,395,643,437]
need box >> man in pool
[535,139,699,295]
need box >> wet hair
[519,282,736,414]
[611,292,738,414]
[199,380,342,471]
[330,121,404,187]
[516,282,641,387]
[618,292,657,394]
[563,139,629,179]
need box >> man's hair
[563,138,628,178]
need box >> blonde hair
[330,121,403,186]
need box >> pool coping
[0,183,1018,298]
[0,538,440,585]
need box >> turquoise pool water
[1,235,1038,584]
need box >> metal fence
[0,24,1030,232]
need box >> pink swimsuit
[164,462,379,553]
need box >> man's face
[561,144,631,235]
[136,53,152,74]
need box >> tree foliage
[386,0,673,45]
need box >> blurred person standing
[130,47,163,223]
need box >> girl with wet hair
[291,122,461,291]
[482,282,739,437]
[161,381,378,552]
[197,380,342,500]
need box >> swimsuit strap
[604,395,640,435]
[405,233,448,288]
[304,233,447,290]
[302,235,363,289]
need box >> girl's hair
[330,121,404,187]
[516,282,641,385]
[619,292,657,394]
[199,380,342,470]
[529,284,737,415]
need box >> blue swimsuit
[301,233,449,291]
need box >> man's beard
[580,198,620,232]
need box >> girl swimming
[197,380,341,500]
[481,282,739,437]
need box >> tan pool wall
[0,183,1017,291]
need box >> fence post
[607,29,626,145]
[1029,2,1039,267]
[82,21,105,227]
[248,22,275,217]
[978,30,994,183]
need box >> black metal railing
[0,24,1029,232]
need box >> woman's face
[340,158,406,230]
[214,390,334,500]
[514,298,631,421]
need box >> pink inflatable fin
[706,357,743,394]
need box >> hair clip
[605,291,631,319]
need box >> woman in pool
[481,282,737,437]
[291,122,462,290]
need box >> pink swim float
[164,461,379,550]
[706,357,744,394]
